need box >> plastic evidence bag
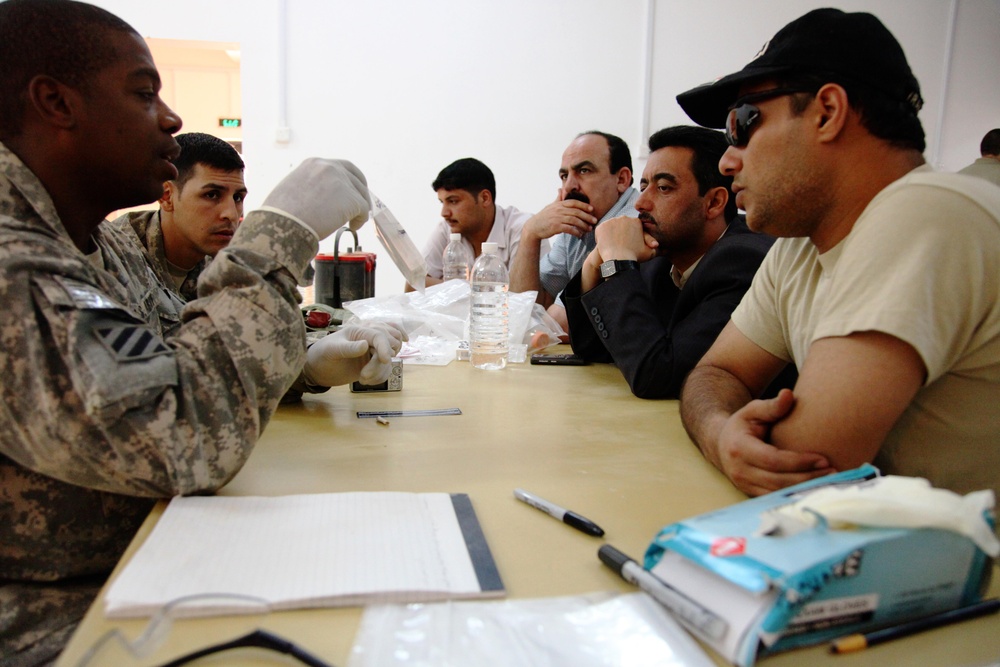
[347,592,716,667]
[370,191,427,293]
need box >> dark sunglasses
[725,87,816,147]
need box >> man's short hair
[0,0,138,140]
[432,158,496,201]
[578,130,633,186]
[780,73,926,153]
[172,133,245,188]
[981,129,1000,157]
[648,126,738,223]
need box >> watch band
[599,259,640,280]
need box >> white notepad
[104,492,504,618]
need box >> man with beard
[675,8,1000,498]
[562,126,789,399]
[510,130,638,332]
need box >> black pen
[513,488,604,537]
[598,544,728,641]
[830,598,1000,653]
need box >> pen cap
[598,544,632,574]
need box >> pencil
[830,598,1000,654]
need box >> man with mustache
[509,131,638,332]
[562,126,789,399]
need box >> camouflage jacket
[0,142,316,663]
[109,210,327,402]
[110,208,207,303]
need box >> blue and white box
[644,465,995,666]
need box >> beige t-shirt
[732,168,1000,496]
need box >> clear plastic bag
[345,280,564,365]
[348,592,716,667]
[370,191,427,293]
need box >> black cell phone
[530,353,588,366]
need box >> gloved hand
[260,158,371,240]
[302,322,407,388]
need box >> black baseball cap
[677,8,924,129]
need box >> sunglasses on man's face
[724,87,816,147]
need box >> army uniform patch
[94,324,170,362]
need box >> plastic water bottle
[469,242,509,370]
[442,233,471,282]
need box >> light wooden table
[57,356,1000,667]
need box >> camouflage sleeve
[0,210,316,498]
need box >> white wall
[147,39,243,145]
[90,0,1000,296]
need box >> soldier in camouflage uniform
[109,132,247,339]
[110,131,247,306]
[110,133,399,403]
[0,2,394,664]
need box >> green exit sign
[218,117,242,128]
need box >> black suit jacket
[564,218,794,398]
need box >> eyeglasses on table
[74,593,334,667]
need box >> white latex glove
[302,322,407,387]
[260,158,371,239]
[760,476,1000,557]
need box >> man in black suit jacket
[563,126,791,398]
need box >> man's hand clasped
[713,389,835,496]
[526,195,598,240]
[593,215,659,263]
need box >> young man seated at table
[562,125,792,399]
[674,8,1000,499]
[113,133,402,400]
[407,157,540,290]
[0,1,401,663]
[112,132,246,304]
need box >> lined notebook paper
[104,492,504,618]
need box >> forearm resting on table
[680,364,755,468]
[683,368,834,496]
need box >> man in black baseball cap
[675,8,1000,501]
[676,8,924,131]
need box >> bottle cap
[450,233,461,241]
[482,242,498,255]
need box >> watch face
[600,260,637,279]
